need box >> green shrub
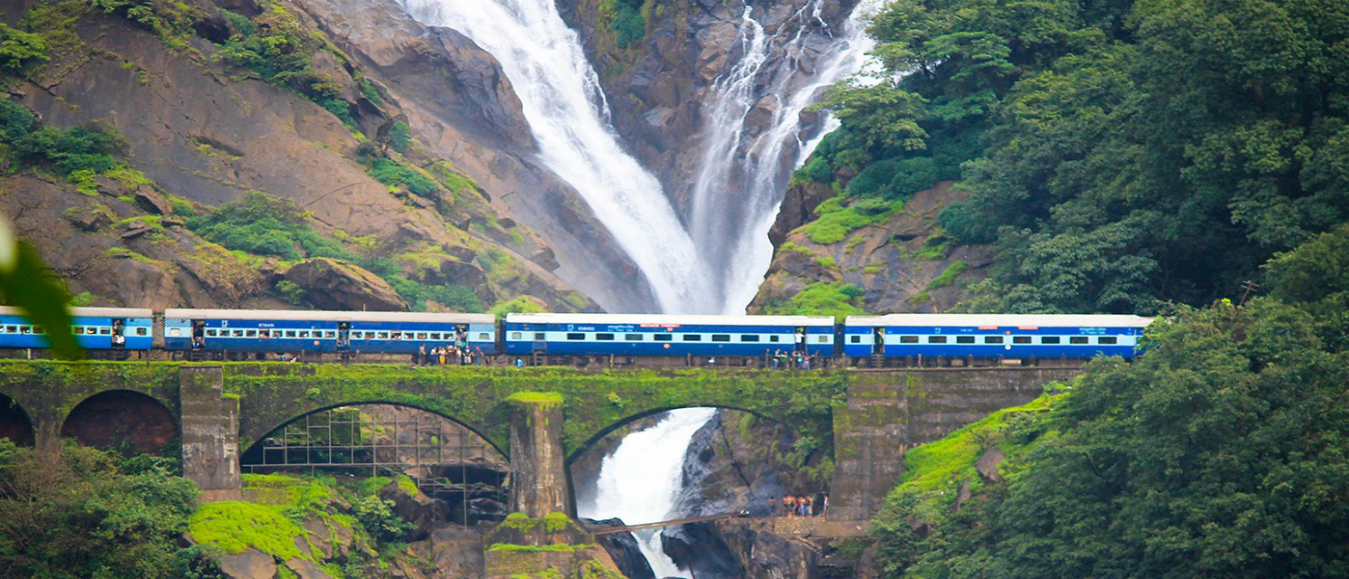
[603,0,646,49]
[0,23,50,74]
[368,159,439,197]
[318,98,355,126]
[846,157,902,197]
[388,121,409,153]
[360,78,384,106]
[799,156,834,183]
[275,279,306,305]
[12,122,126,176]
[764,281,866,319]
[352,495,414,543]
[927,260,968,289]
[886,156,938,197]
[800,196,903,244]
[0,99,34,142]
[187,191,351,261]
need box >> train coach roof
[0,306,154,318]
[845,314,1154,328]
[164,309,494,324]
[504,313,835,327]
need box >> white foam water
[399,0,710,313]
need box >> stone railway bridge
[0,361,1081,520]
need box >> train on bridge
[0,307,1152,366]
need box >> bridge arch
[60,390,178,455]
[0,391,34,446]
[245,400,509,460]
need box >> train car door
[873,327,885,357]
[337,322,351,352]
[192,320,205,349]
[110,319,126,349]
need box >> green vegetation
[491,295,548,318]
[186,191,349,262]
[212,3,356,125]
[798,196,903,244]
[387,121,410,153]
[868,229,1349,578]
[368,158,438,197]
[0,442,219,578]
[488,543,594,553]
[189,473,415,572]
[0,23,50,74]
[925,260,966,290]
[810,0,1349,314]
[763,281,865,320]
[599,0,646,49]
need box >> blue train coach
[0,306,154,351]
[843,314,1153,360]
[164,309,497,355]
[503,313,837,357]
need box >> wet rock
[585,518,656,579]
[663,522,743,579]
[218,549,277,579]
[283,258,408,311]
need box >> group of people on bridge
[769,493,827,518]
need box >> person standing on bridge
[822,494,828,516]
[768,496,777,517]
[807,495,815,517]
[782,496,792,517]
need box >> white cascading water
[577,408,719,579]
[398,0,709,313]
[689,0,885,312]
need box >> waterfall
[688,0,885,313]
[398,0,708,314]
[578,408,718,578]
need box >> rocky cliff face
[751,182,993,314]
[0,0,639,312]
[560,0,854,212]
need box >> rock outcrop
[751,182,994,314]
[585,518,656,579]
[283,258,408,311]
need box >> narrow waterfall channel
[398,0,709,314]
[577,409,719,578]
[689,0,886,312]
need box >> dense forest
[866,224,1349,578]
[805,0,1349,314]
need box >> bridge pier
[506,393,572,517]
[179,366,241,501]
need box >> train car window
[1041,336,1061,344]
[769,335,780,342]
[1013,336,1032,344]
[712,334,731,342]
[325,331,336,339]
[205,329,217,337]
[74,327,85,335]
[1098,336,1118,345]
[534,332,546,341]
[377,332,390,339]
[928,336,948,344]
[135,328,147,336]
[299,331,311,338]
[849,335,860,343]
[683,334,702,342]
[18,326,29,334]
[984,336,1004,344]
[281,330,292,338]
[567,333,586,341]
[352,332,364,339]
[654,334,672,342]
[415,333,426,340]
[3,326,12,333]
[625,334,644,341]
[900,336,920,344]
[510,332,522,340]
[956,336,975,344]
[596,333,615,341]
[478,332,490,340]
[244,330,256,337]
[1070,336,1089,344]
[741,335,760,342]
[426,332,438,340]
[229,330,240,337]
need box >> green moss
[394,475,419,496]
[189,501,307,559]
[799,197,903,245]
[816,255,837,269]
[927,260,968,290]
[506,391,564,408]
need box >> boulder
[975,447,1006,483]
[283,258,408,311]
[380,480,450,542]
[285,558,334,579]
[134,186,174,215]
[218,549,276,579]
[586,518,655,579]
[63,203,111,231]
